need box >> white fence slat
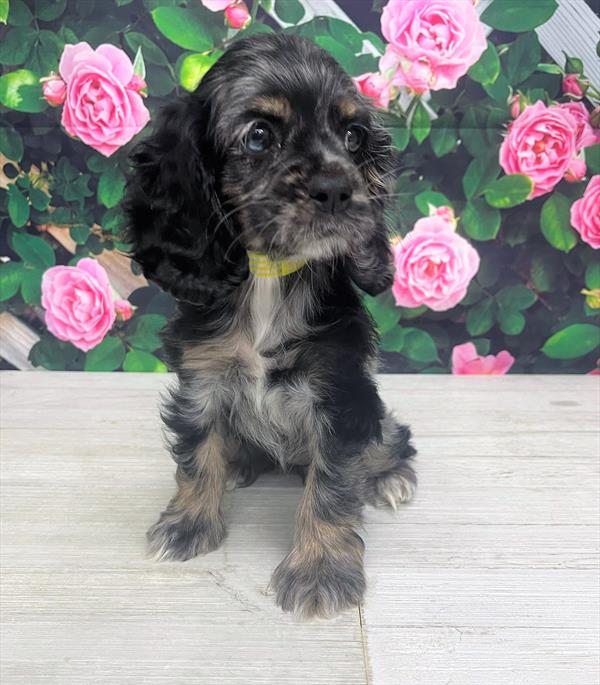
[0,312,40,370]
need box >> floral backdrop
[0,0,599,374]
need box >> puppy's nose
[308,172,353,214]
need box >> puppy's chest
[184,276,310,431]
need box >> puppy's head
[125,34,392,302]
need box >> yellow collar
[247,251,307,278]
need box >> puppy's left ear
[348,116,395,296]
[123,93,248,305]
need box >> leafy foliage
[0,0,598,373]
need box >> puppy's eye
[245,122,273,154]
[345,125,365,153]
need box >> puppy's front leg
[347,229,394,296]
[271,457,366,619]
[147,429,229,561]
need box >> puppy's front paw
[146,511,226,561]
[351,262,394,296]
[271,538,366,618]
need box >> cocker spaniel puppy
[124,33,416,618]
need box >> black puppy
[124,34,416,618]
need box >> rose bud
[224,1,251,29]
[41,74,67,107]
[114,299,135,322]
[565,158,587,183]
[562,73,587,99]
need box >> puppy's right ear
[123,94,248,305]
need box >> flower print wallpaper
[0,0,599,374]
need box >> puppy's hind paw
[146,511,226,561]
[369,466,417,510]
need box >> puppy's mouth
[241,202,375,260]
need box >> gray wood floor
[1,372,598,684]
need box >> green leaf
[497,308,525,335]
[314,36,357,74]
[505,31,541,84]
[34,0,66,21]
[496,284,536,311]
[0,69,48,113]
[466,298,495,336]
[542,324,600,360]
[401,328,438,363]
[86,154,112,174]
[484,174,533,209]
[462,152,501,200]
[483,72,511,103]
[468,41,500,85]
[179,51,221,92]
[362,31,385,53]
[459,109,488,157]
[151,7,213,52]
[586,144,600,176]
[430,112,458,158]
[146,65,175,97]
[328,18,363,52]
[275,0,305,23]
[530,250,560,292]
[380,327,406,353]
[415,191,450,216]
[7,184,30,227]
[536,63,563,75]
[20,267,43,305]
[29,334,79,370]
[462,199,501,241]
[11,232,55,269]
[564,54,584,75]
[125,313,167,352]
[70,225,90,244]
[0,262,24,301]
[540,192,577,252]
[8,0,33,26]
[84,336,126,371]
[0,27,38,65]
[123,350,167,372]
[364,291,401,335]
[29,187,50,211]
[411,100,431,144]
[124,32,169,66]
[97,167,126,209]
[389,125,410,152]
[481,0,558,32]
[585,262,600,290]
[0,0,8,23]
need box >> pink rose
[114,299,135,321]
[565,158,587,183]
[451,343,515,375]
[225,1,251,28]
[201,0,231,9]
[41,74,66,107]
[392,215,480,311]
[499,101,578,199]
[570,175,600,249]
[562,73,586,99]
[58,42,150,157]
[380,0,487,92]
[558,102,600,151]
[41,258,116,352]
[432,205,457,227]
[353,72,393,109]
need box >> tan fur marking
[252,95,292,121]
[171,431,228,518]
[292,466,362,565]
[337,97,358,119]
